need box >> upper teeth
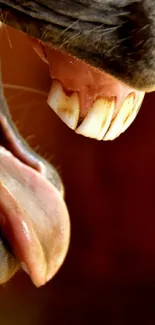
[75,97,115,140]
[119,92,145,135]
[47,80,80,130]
[103,92,135,140]
[47,80,144,141]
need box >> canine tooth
[75,97,115,140]
[103,93,135,140]
[47,80,80,130]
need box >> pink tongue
[0,147,70,287]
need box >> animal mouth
[0,1,150,141]
[0,26,70,287]
[0,14,145,287]
[29,36,145,141]
[0,7,146,141]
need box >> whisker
[88,24,119,36]
[84,24,105,35]
[58,19,80,39]
[4,25,12,49]
[3,84,48,97]
[40,24,50,42]
[0,12,12,49]
[60,24,120,49]
[10,100,46,111]
[0,18,5,42]
[59,31,81,48]
[6,91,25,103]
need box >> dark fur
[0,0,155,91]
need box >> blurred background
[0,25,155,325]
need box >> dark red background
[0,25,155,324]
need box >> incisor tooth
[75,97,115,140]
[120,92,145,135]
[103,93,135,141]
[47,80,80,130]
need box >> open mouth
[0,12,146,287]
[31,37,145,141]
[0,4,146,142]
[0,24,70,288]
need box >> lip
[0,24,71,287]
[0,7,147,141]
[0,19,145,285]
[1,8,155,323]
[1,2,155,95]
[0,18,145,142]
[30,37,145,141]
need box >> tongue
[0,146,70,287]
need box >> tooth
[47,80,80,130]
[120,92,145,135]
[103,93,135,141]
[75,97,115,140]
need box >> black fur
[0,0,155,91]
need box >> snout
[0,0,154,288]
[0,0,154,141]
[1,0,155,91]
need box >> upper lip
[0,1,154,94]
[0,16,146,141]
[31,38,145,141]
[0,10,148,286]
